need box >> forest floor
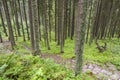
[0,41,120,79]
[41,53,120,79]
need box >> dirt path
[0,41,120,79]
[0,41,11,54]
[41,53,120,80]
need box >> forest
[0,0,120,80]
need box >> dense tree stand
[0,0,120,79]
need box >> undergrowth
[0,53,95,80]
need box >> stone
[71,65,75,68]
[6,50,11,54]
[92,70,98,74]
[111,74,119,80]
[82,69,86,73]
[71,60,75,63]
[106,72,112,76]
[83,65,87,69]
[101,70,108,74]
[92,64,97,67]
[108,64,116,71]
[88,64,93,69]
[93,67,101,72]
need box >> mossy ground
[0,53,96,80]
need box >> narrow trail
[0,41,11,54]
[41,54,120,80]
[0,41,120,80]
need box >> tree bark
[74,0,86,75]
[0,3,8,36]
[2,0,16,49]
[32,0,41,55]
[28,0,35,54]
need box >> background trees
[1,0,119,51]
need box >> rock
[71,65,74,67]
[101,70,108,74]
[71,60,75,63]
[93,67,101,72]
[92,64,97,67]
[111,74,119,80]
[83,65,87,69]
[109,65,116,71]
[92,67,102,75]
[82,69,86,73]
[88,64,94,69]
[6,50,11,54]
[106,71,112,76]
[92,70,98,74]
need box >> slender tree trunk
[75,0,86,75]
[33,0,41,55]
[17,0,26,41]
[14,0,21,37]
[0,32,3,43]
[0,4,8,36]
[67,0,71,38]
[48,0,53,42]
[64,0,68,39]
[43,0,50,50]
[2,0,15,49]
[58,0,64,53]
[86,0,93,43]
[71,0,75,40]
[37,0,41,41]
[55,0,58,42]
[23,0,30,40]
[9,0,18,40]
[28,0,35,54]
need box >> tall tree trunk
[2,0,15,49]
[58,0,64,53]
[71,0,75,40]
[0,3,8,36]
[23,0,30,40]
[85,0,93,43]
[17,0,26,41]
[37,0,41,41]
[67,0,71,38]
[0,32,3,43]
[9,0,18,40]
[28,0,35,54]
[14,0,21,37]
[74,0,86,75]
[43,0,50,50]
[33,0,41,55]
[48,0,53,42]
[63,0,68,40]
[55,0,58,42]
